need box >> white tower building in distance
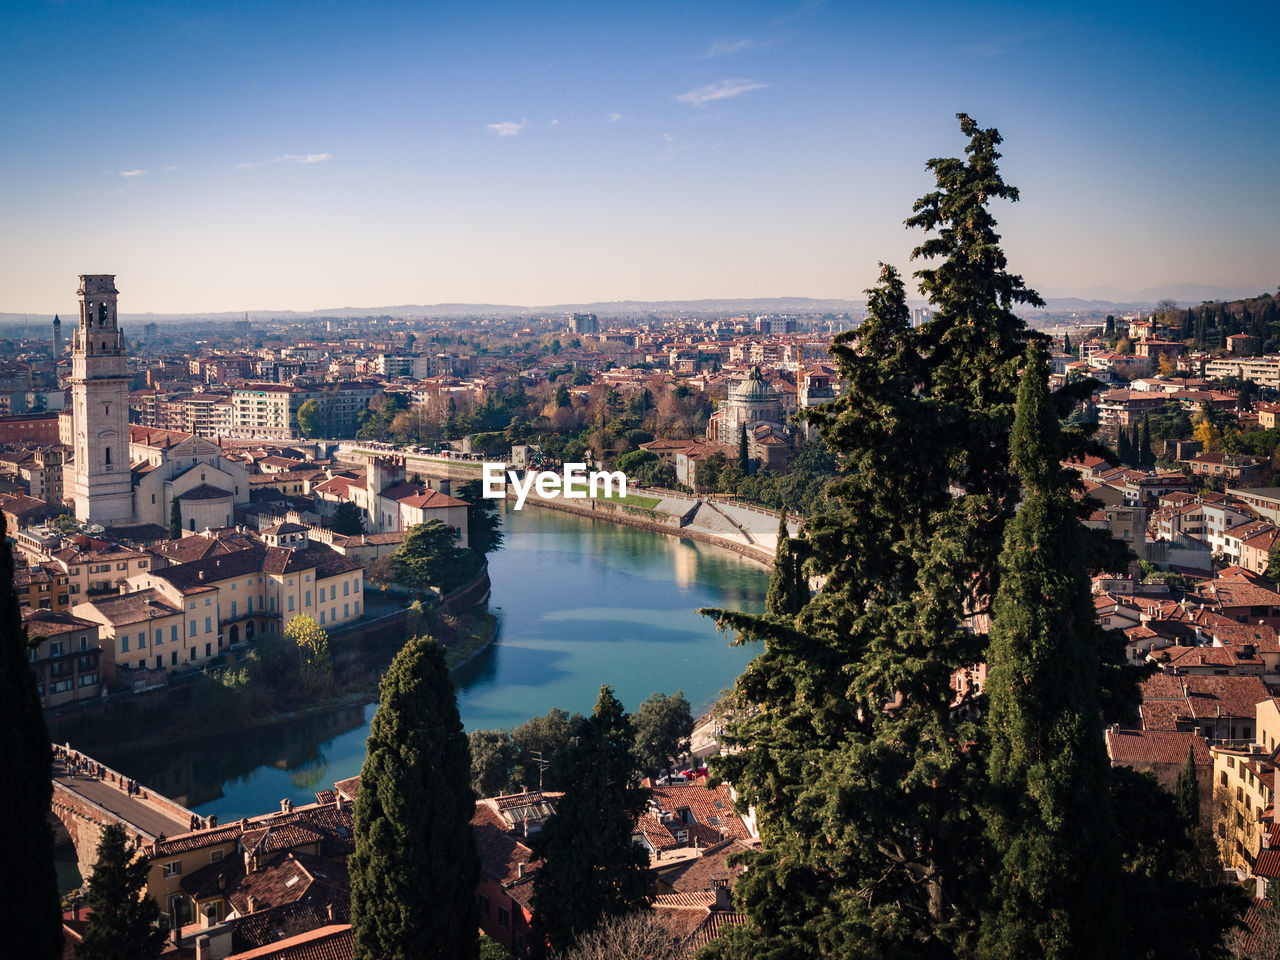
[68,275,134,524]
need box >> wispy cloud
[675,78,769,108]
[604,112,626,124]
[486,119,529,137]
[705,38,769,58]
[119,169,148,178]
[160,165,179,172]
[235,153,331,170]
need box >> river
[95,503,768,823]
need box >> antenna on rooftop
[530,751,551,793]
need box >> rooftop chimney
[195,935,210,960]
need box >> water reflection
[97,505,767,822]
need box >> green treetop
[1175,746,1200,828]
[531,686,651,957]
[169,496,183,540]
[702,116,1045,960]
[348,636,479,960]
[76,824,168,960]
[978,344,1123,960]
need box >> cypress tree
[1130,422,1142,468]
[738,425,749,473]
[765,514,805,618]
[530,686,651,958]
[1175,746,1200,827]
[1139,414,1155,469]
[0,513,62,959]
[1118,428,1131,467]
[76,824,167,960]
[348,636,479,960]
[978,344,1122,960]
[169,497,182,540]
[1063,330,1072,355]
[703,117,1042,959]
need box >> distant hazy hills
[0,285,1273,325]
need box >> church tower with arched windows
[68,275,134,524]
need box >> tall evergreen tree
[704,115,1044,959]
[1131,422,1142,468]
[978,344,1123,960]
[1118,428,1132,467]
[1139,414,1155,469]
[738,425,750,473]
[0,513,62,959]
[765,514,805,618]
[169,496,182,540]
[1063,330,1072,355]
[348,636,479,960]
[531,686,651,958]
[76,824,167,960]
[1174,747,1200,828]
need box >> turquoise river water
[94,503,768,824]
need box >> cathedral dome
[730,367,778,403]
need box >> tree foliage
[349,636,480,960]
[631,690,693,780]
[169,496,182,540]
[698,116,1138,960]
[977,344,1122,959]
[531,687,651,958]
[284,614,332,692]
[332,501,365,536]
[296,398,323,438]
[389,519,479,592]
[0,513,62,959]
[1175,747,1201,828]
[469,728,518,798]
[76,824,167,960]
[455,479,505,556]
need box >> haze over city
[3,0,1278,314]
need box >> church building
[62,275,250,529]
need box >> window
[78,673,97,687]
[305,590,311,606]
[171,651,178,666]
[121,636,129,654]
[162,861,182,878]
[478,894,489,917]
[205,617,212,632]
[205,643,212,657]
[190,620,197,636]
[344,580,349,596]
[330,584,336,600]
[498,907,509,930]
[320,610,325,625]
[171,625,179,643]
[288,595,295,612]
[156,656,162,669]
[344,603,349,618]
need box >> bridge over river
[51,747,202,882]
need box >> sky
[2,0,1278,314]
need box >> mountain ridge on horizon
[0,283,1271,324]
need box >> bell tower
[68,275,134,524]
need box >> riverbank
[50,603,498,758]
[507,488,785,567]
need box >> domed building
[708,367,787,452]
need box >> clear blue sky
[2,0,1277,313]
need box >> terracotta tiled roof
[77,588,181,626]
[225,924,351,960]
[1105,728,1211,767]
